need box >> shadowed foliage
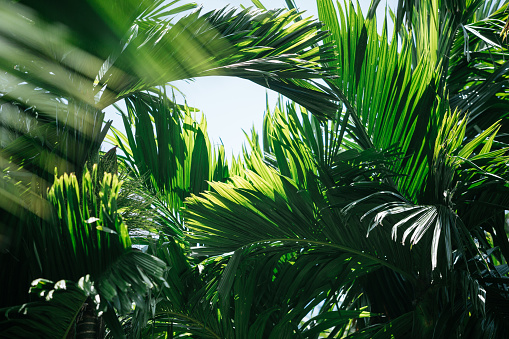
[0,0,338,337]
[3,0,509,338]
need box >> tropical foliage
[3,0,509,338]
[0,0,336,337]
[178,0,509,337]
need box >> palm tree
[0,0,338,336]
[166,0,509,337]
[5,0,509,337]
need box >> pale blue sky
[105,0,397,156]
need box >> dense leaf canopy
[2,0,509,338]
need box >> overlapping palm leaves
[184,101,415,338]
[0,166,167,337]
[0,0,337,194]
[106,0,509,337]
[0,0,342,337]
[107,90,380,336]
[105,5,339,116]
[108,90,239,240]
[109,0,509,336]
[4,0,509,337]
[178,0,509,337]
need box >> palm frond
[93,5,339,118]
[108,90,235,241]
[1,165,167,335]
[0,279,87,338]
[317,0,441,202]
[448,4,509,143]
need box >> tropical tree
[137,0,509,337]
[4,0,509,337]
[0,0,338,336]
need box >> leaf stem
[161,312,222,339]
[240,238,417,285]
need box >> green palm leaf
[317,0,441,202]
[1,165,167,336]
[0,279,88,338]
[108,90,236,240]
[93,5,339,118]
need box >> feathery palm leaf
[108,90,237,240]
[1,165,167,335]
[1,1,340,335]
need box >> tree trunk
[75,297,105,339]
